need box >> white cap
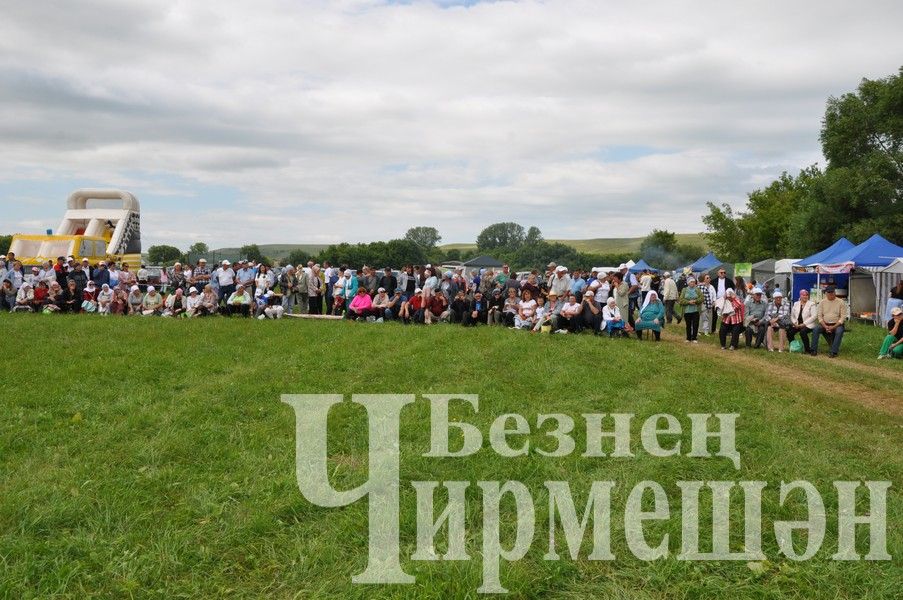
[753,287,764,294]
[555,266,567,273]
[147,286,156,292]
[773,291,783,298]
[415,287,422,293]
[222,260,230,266]
[189,287,198,294]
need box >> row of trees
[703,66,902,262]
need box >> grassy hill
[442,233,709,255]
[1,314,900,598]
[210,244,329,261]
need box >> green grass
[1,314,900,599]
[441,233,709,256]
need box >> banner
[734,262,752,277]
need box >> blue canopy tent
[629,259,659,273]
[687,252,725,273]
[793,234,903,322]
[796,237,855,267]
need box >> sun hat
[189,287,198,294]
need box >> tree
[285,249,310,267]
[404,226,442,250]
[640,229,678,254]
[476,222,526,252]
[188,242,209,255]
[445,249,461,261]
[147,245,184,265]
[524,226,543,246]
[0,234,12,256]
[240,244,265,263]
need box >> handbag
[789,339,804,353]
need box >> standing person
[191,258,211,291]
[712,267,734,299]
[119,263,136,289]
[811,286,847,358]
[639,270,653,304]
[549,266,572,299]
[295,265,310,315]
[169,263,187,292]
[280,265,300,314]
[255,264,275,295]
[661,272,680,325]
[678,277,702,342]
[107,262,120,289]
[878,307,903,359]
[699,274,717,335]
[215,260,236,304]
[612,273,630,331]
[719,289,746,350]
[764,291,791,352]
[67,262,88,297]
[308,264,324,314]
[788,289,817,354]
[236,261,256,296]
[619,264,640,329]
[378,267,397,297]
[734,276,747,301]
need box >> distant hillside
[210,244,329,261]
[441,233,709,256]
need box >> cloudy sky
[1,0,901,249]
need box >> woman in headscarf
[678,277,701,342]
[44,281,64,312]
[198,284,219,316]
[13,281,35,312]
[82,281,98,313]
[170,262,187,291]
[602,297,625,337]
[719,288,746,350]
[111,285,128,315]
[97,283,114,315]
[142,286,164,316]
[163,288,187,317]
[127,285,144,315]
[635,291,666,341]
[61,279,81,313]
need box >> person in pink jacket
[345,287,373,321]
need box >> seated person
[424,293,447,324]
[811,286,846,357]
[82,281,98,313]
[463,291,488,326]
[97,283,114,315]
[557,292,581,332]
[163,288,187,317]
[259,291,285,319]
[399,288,423,324]
[186,287,203,317]
[44,281,64,313]
[577,289,602,334]
[743,288,768,348]
[345,287,373,320]
[514,290,537,329]
[197,285,219,317]
[225,284,252,317]
[448,290,468,324]
[602,297,625,337]
[142,286,164,316]
[13,281,35,312]
[127,285,145,315]
[634,291,665,340]
[500,288,519,326]
[0,280,16,312]
[788,289,817,354]
[487,289,505,325]
[878,306,903,359]
[62,280,82,313]
[763,291,790,352]
[372,288,392,320]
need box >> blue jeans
[811,324,845,355]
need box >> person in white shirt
[639,270,653,304]
[661,271,680,324]
[602,297,625,337]
[713,267,734,299]
[215,260,236,303]
[186,287,203,317]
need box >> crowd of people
[3,252,903,360]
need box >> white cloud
[0,0,901,247]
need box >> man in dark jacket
[67,263,88,297]
[378,267,397,295]
[463,291,488,326]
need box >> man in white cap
[764,290,791,352]
[743,287,769,348]
[215,260,236,304]
[549,265,571,298]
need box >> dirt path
[659,330,903,417]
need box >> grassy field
[441,233,709,256]
[1,314,900,599]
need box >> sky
[1,0,901,249]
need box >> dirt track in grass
[660,330,903,417]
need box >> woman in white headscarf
[634,291,666,341]
[97,283,114,315]
[602,297,625,337]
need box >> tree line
[703,66,902,262]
